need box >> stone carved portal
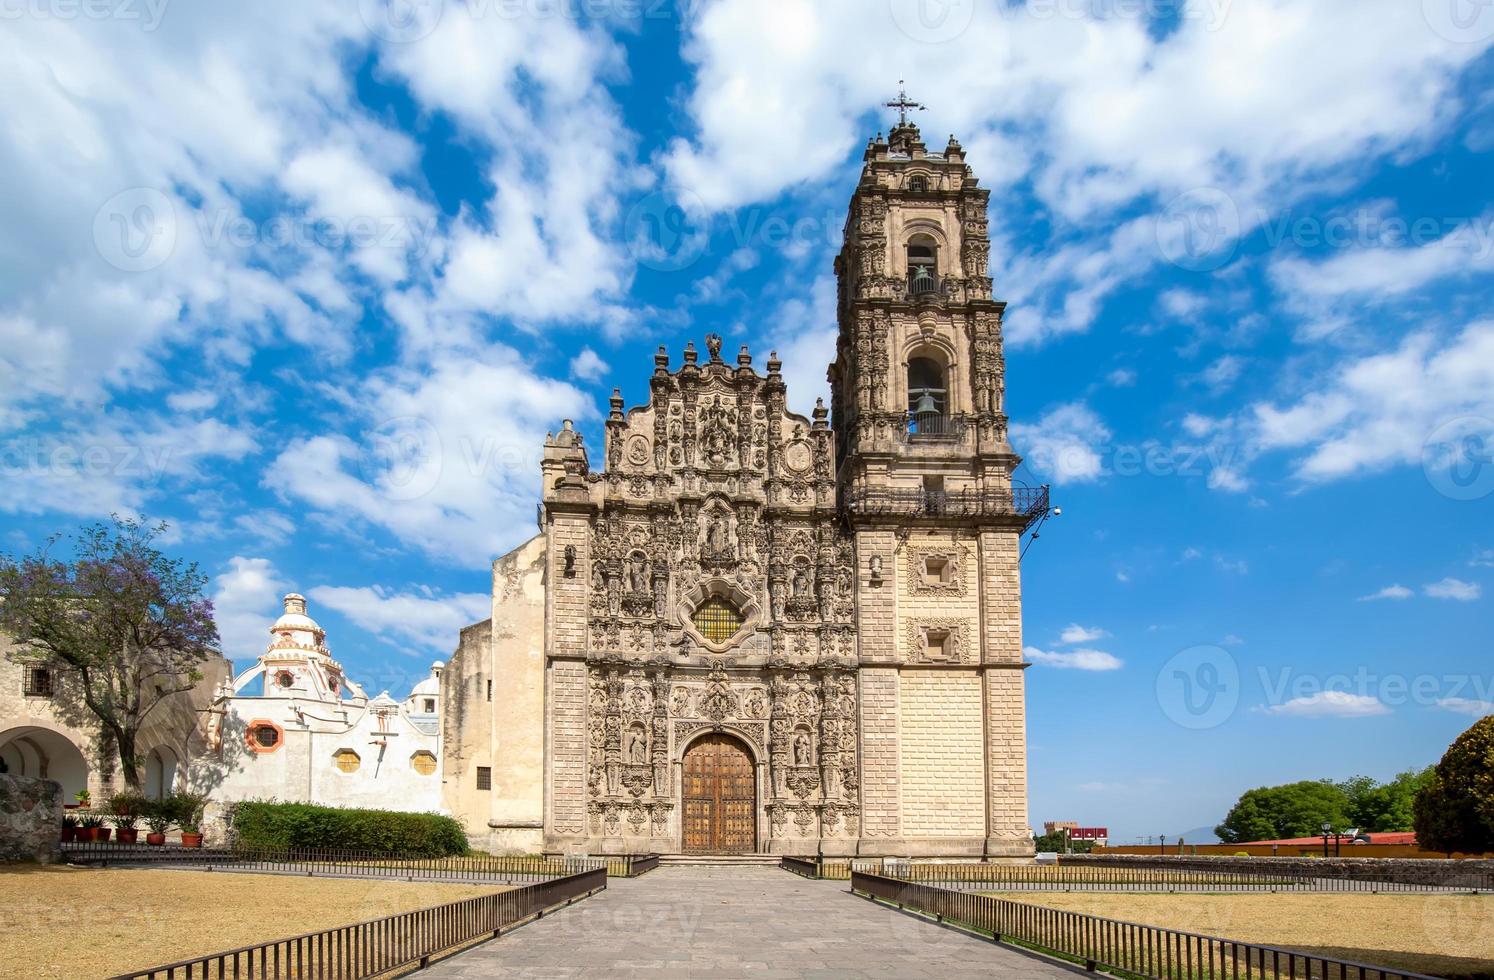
[579,340,860,852]
[681,733,756,853]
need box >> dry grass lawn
[984,891,1494,979]
[0,864,505,980]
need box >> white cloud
[1058,624,1106,645]
[1436,697,1494,718]
[570,347,608,382]
[1011,402,1111,484]
[1259,691,1390,718]
[1197,355,1246,393]
[1106,367,1137,388]
[308,584,491,655]
[1025,646,1124,671]
[664,0,1491,342]
[212,556,286,664]
[1424,577,1481,601]
[1359,584,1413,601]
[268,345,594,566]
[1471,548,1494,568]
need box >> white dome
[270,593,322,635]
[410,676,440,698]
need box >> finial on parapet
[737,345,752,368]
[766,350,782,376]
[654,345,670,374]
[683,341,698,367]
[608,388,624,422]
[813,398,829,428]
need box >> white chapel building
[202,594,447,815]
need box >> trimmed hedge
[228,800,467,856]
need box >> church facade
[444,118,1046,859]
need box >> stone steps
[658,853,783,866]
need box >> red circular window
[275,671,294,688]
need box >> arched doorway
[0,726,90,801]
[143,746,179,799]
[681,733,756,854]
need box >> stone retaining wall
[1062,852,1494,887]
[0,772,63,863]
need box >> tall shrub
[228,800,467,856]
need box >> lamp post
[1320,822,1332,859]
[1159,834,1167,856]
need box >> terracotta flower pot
[60,827,77,843]
[147,832,166,846]
[181,832,204,849]
[77,827,95,842]
[116,828,138,845]
[96,828,111,843]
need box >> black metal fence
[851,871,1441,980]
[65,842,659,881]
[784,857,1488,893]
[108,865,606,980]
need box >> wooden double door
[681,734,757,853]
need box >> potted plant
[107,792,144,845]
[143,800,172,846]
[74,788,91,809]
[173,792,208,848]
[60,815,78,844]
[78,815,106,842]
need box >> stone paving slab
[421,865,1084,979]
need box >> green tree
[1414,717,1494,854]
[1215,780,1350,843]
[1341,767,1433,832]
[0,518,219,791]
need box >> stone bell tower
[830,87,1041,858]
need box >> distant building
[1044,821,1109,846]
[199,594,446,818]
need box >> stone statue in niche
[792,566,811,598]
[770,581,786,622]
[700,396,736,467]
[793,731,813,766]
[705,511,732,559]
[626,727,647,764]
[628,554,649,594]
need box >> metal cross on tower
[885,80,926,127]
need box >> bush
[1414,715,1494,854]
[227,800,467,857]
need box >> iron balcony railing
[905,411,960,437]
[850,871,1444,980]
[109,865,606,980]
[844,484,1049,529]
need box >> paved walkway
[422,865,1082,979]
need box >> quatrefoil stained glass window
[693,596,745,644]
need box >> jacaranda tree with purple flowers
[0,516,220,791]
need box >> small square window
[924,629,951,662]
[476,767,492,791]
[923,556,951,584]
[22,667,53,698]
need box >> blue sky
[2,0,1492,842]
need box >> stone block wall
[0,773,62,864]
[899,671,984,837]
